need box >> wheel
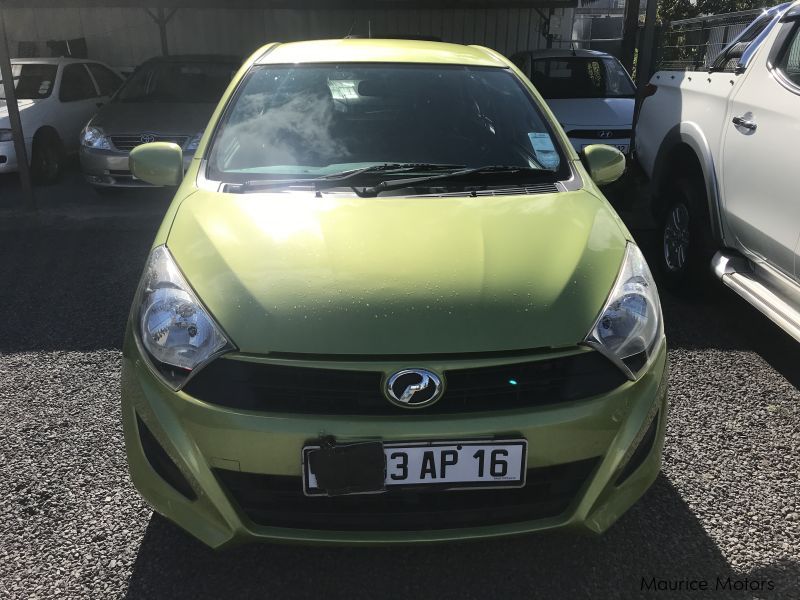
[657,177,715,290]
[30,131,64,184]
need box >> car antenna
[345,19,356,38]
[368,19,372,39]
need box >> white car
[0,57,123,182]
[636,1,800,341]
[511,49,635,155]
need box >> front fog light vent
[137,414,197,501]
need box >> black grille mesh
[214,457,600,531]
[565,129,632,140]
[183,351,626,415]
[110,134,188,151]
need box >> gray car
[79,55,240,189]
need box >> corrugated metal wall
[2,7,574,67]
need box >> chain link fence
[657,8,763,70]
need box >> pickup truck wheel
[663,202,690,272]
[657,177,713,289]
[31,131,64,184]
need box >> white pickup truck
[635,1,800,342]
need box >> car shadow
[123,474,796,600]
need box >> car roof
[255,39,507,67]
[514,49,614,59]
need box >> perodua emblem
[598,130,613,139]
[385,369,443,408]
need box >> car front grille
[109,134,188,152]
[214,457,600,531]
[566,129,632,140]
[182,350,627,415]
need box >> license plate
[303,439,527,496]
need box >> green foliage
[658,0,771,23]
[658,0,699,22]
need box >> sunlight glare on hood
[239,192,339,243]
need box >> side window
[59,64,97,102]
[711,13,771,72]
[776,24,800,88]
[87,63,123,96]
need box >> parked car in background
[79,54,240,189]
[511,49,635,156]
[0,57,122,182]
[120,38,666,549]
[635,1,800,341]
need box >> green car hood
[166,189,628,355]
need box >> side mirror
[580,144,626,186]
[129,142,183,187]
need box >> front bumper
[80,146,193,187]
[121,332,668,549]
[0,139,33,173]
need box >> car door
[57,63,102,152]
[721,14,800,279]
[85,62,123,108]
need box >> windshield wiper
[228,163,465,194]
[352,165,553,197]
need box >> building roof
[256,39,507,67]
[9,57,99,64]
[140,54,243,64]
[512,48,612,59]
[3,1,577,8]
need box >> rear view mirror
[580,144,626,186]
[129,142,183,187]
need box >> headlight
[185,131,203,152]
[0,129,13,142]
[584,243,663,380]
[80,125,111,149]
[134,246,233,389]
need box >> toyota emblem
[140,133,157,143]
[385,369,443,409]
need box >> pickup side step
[711,251,800,342]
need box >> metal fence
[657,8,762,70]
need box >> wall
[2,6,575,68]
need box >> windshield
[0,64,58,100]
[530,57,635,99]
[115,61,237,103]
[207,63,566,184]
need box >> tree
[658,0,698,22]
[658,0,772,23]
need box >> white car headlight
[134,246,233,389]
[584,243,663,380]
[185,131,203,152]
[0,129,13,142]
[81,125,111,150]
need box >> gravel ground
[0,173,798,599]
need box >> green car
[122,39,667,548]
